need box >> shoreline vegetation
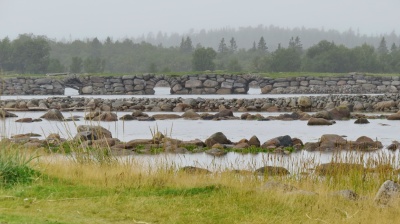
[1,140,400,223]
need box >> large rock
[351,136,383,151]
[81,86,93,94]
[307,117,334,126]
[255,166,290,176]
[205,132,231,147]
[248,135,260,147]
[92,112,118,121]
[297,96,312,110]
[40,109,64,121]
[319,134,347,150]
[314,111,332,120]
[261,135,293,148]
[387,111,400,120]
[328,105,351,120]
[214,109,234,118]
[75,125,112,140]
[181,109,200,119]
[374,180,400,206]
[373,101,396,111]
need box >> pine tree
[218,38,228,54]
[229,37,237,53]
[180,36,193,53]
[257,36,267,52]
[391,43,398,52]
[250,41,257,52]
[377,37,389,55]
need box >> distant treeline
[0,29,399,74]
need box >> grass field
[0,145,400,224]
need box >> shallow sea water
[1,87,398,172]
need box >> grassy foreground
[0,146,400,224]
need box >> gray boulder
[75,125,112,141]
[307,117,334,126]
[40,109,64,121]
[205,132,231,147]
[374,180,400,206]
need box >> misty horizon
[1,0,399,41]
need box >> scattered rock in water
[40,109,64,121]
[179,139,206,148]
[205,132,231,147]
[137,117,155,121]
[307,117,334,126]
[119,114,136,120]
[354,118,370,124]
[261,135,293,149]
[314,110,332,120]
[303,142,319,151]
[92,112,118,121]
[214,109,234,118]
[181,109,200,119]
[350,136,383,151]
[15,118,33,123]
[297,96,312,111]
[248,135,261,147]
[255,166,290,176]
[387,141,400,151]
[75,125,112,141]
[328,105,351,120]
[387,111,400,120]
[374,101,396,111]
[125,139,154,148]
[152,114,182,120]
[374,180,400,206]
[179,166,211,174]
[319,134,347,150]
[205,148,227,156]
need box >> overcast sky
[1,0,398,40]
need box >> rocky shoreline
[2,93,400,113]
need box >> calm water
[1,89,396,172]
[3,110,400,172]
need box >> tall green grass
[0,147,39,187]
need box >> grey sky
[1,0,398,40]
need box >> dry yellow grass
[0,147,400,224]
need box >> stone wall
[0,77,64,95]
[1,73,400,95]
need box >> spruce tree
[257,36,267,52]
[229,37,237,53]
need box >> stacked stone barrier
[1,73,400,95]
